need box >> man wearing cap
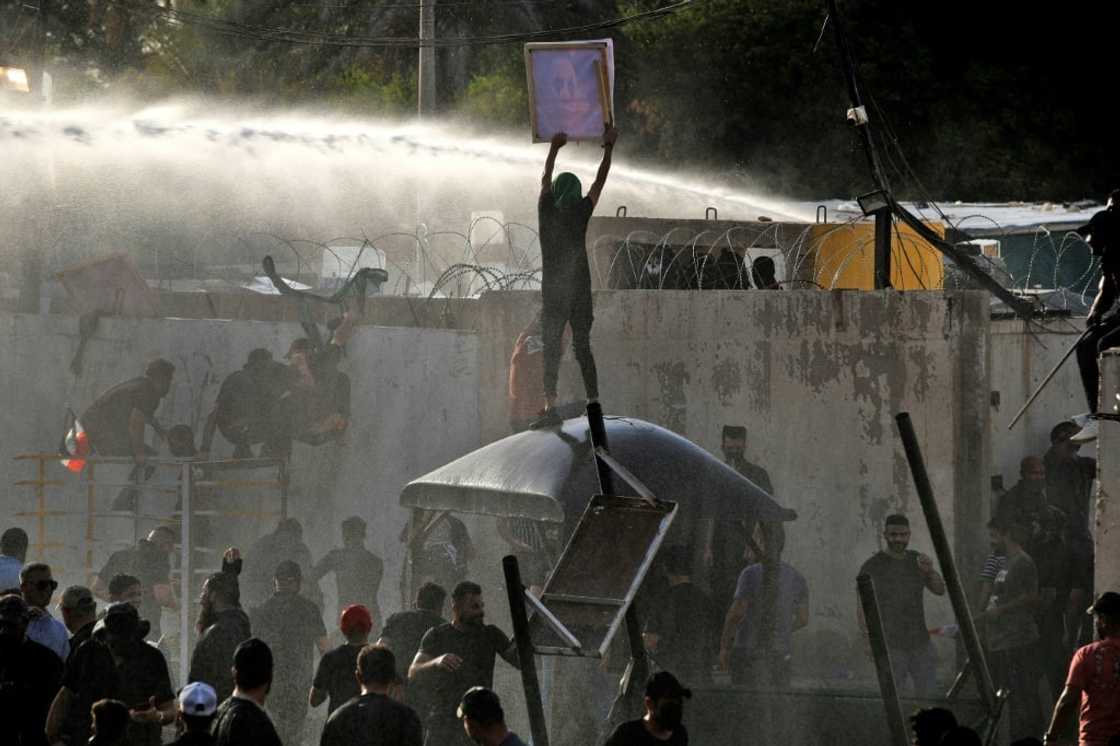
[251,559,329,746]
[171,682,218,746]
[410,581,519,746]
[604,671,690,746]
[311,604,372,718]
[80,358,175,464]
[0,526,28,592]
[94,602,176,746]
[190,569,252,703]
[46,587,116,746]
[1045,591,1120,746]
[21,561,70,660]
[321,644,422,746]
[213,638,282,746]
[92,527,178,642]
[313,516,384,633]
[458,687,526,746]
[0,593,64,746]
[201,347,290,459]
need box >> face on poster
[526,41,615,142]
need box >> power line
[114,0,696,49]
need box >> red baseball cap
[339,604,373,636]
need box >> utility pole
[417,0,436,117]
[826,0,893,289]
[19,0,48,314]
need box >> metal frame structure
[13,453,288,686]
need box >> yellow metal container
[808,220,945,290]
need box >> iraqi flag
[59,416,90,473]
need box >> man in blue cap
[533,125,619,427]
[172,682,218,746]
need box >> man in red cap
[1045,591,1120,746]
[311,604,373,720]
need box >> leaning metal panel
[528,494,676,658]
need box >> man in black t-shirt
[47,586,109,746]
[312,604,372,718]
[214,638,282,746]
[857,514,946,698]
[80,358,174,462]
[409,581,518,746]
[532,126,618,427]
[251,560,328,746]
[95,602,177,746]
[321,645,422,746]
[190,570,252,703]
[643,546,718,684]
[313,516,384,633]
[92,527,177,641]
[200,348,290,459]
[604,671,690,746]
[378,582,446,714]
[0,593,64,746]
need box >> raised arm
[586,126,619,208]
[1088,272,1118,326]
[541,132,567,195]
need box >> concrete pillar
[1096,350,1120,593]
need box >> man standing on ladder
[532,126,619,428]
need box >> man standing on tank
[532,126,618,427]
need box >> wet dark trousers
[542,298,599,401]
[1077,315,1120,410]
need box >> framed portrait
[525,39,615,143]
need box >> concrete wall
[989,319,1088,496]
[0,312,480,615]
[474,289,991,681]
[1095,351,1120,595]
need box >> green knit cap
[552,172,583,209]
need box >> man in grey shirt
[977,519,1042,741]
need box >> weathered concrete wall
[0,312,480,615]
[474,289,991,681]
[1096,352,1120,594]
[989,319,1087,496]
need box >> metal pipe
[179,461,192,689]
[857,574,910,746]
[587,401,615,495]
[502,555,549,746]
[895,412,997,712]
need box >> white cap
[178,682,218,717]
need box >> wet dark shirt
[1045,450,1096,538]
[858,551,930,651]
[417,623,513,719]
[995,481,1047,540]
[98,539,170,639]
[0,639,63,746]
[251,592,326,690]
[61,634,118,746]
[381,610,446,679]
[320,692,423,746]
[605,719,689,746]
[189,607,252,702]
[213,696,282,746]
[111,639,175,746]
[313,643,363,715]
[644,581,719,682]
[80,376,163,456]
[314,546,384,625]
[538,194,594,303]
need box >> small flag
[60,418,90,472]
